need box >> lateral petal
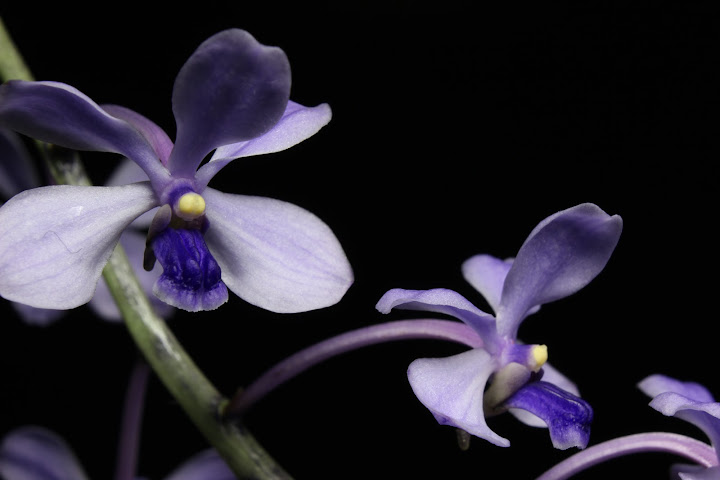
[638,374,715,403]
[0,426,90,480]
[496,203,622,338]
[164,449,235,480]
[169,29,291,177]
[461,254,512,314]
[0,81,169,187]
[10,302,64,326]
[0,128,39,198]
[102,104,173,165]
[203,188,352,313]
[195,101,332,189]
[0,183,157,309]
[408,349,509,446]
[104,158,156,228]
[376,288,498,348]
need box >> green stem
[0,17,33,81]
[103,247,291,479]
[1,17,291,479]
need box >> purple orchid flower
[0,29,353,313]
[0,128,172,323]
[638,375,720,479]
[0,426,235,480]
[376,203,623,449]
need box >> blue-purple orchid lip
[503,381,593,450]
[150,227,228,312]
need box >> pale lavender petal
[10,302,64,326]
[376,288,498,348]
[163,449,234,480]
[0,81,170,189]
[0,426,90,480]
[0,183,157,309]
[104,158,156,228]
[674,464,720,480]
[408,348,509,446]
[105,157,151,187]
[89,230,174,321]
[639,374,715,403]
[503,381,593,450]
[102,104,174,165]
[169,29,291,177]
[508,407,547,428]
[461,254,512,314]
[496,203,623,338]
[648,391,720,456]
[203,188,352,313]
[0,128,39,198]
[509,361,580,428]
[196,101,332,189]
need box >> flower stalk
[0,17,291,480]
[226,319,483,416]
[535,432,718,480]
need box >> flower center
[531,344,548,371]
[175,192,206,220]
[483,343,549,415]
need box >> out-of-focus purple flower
[377,203,622,449]
[639,374,720,479]
[0,128,171,323]
[0,426,235,480]
[0,29,353,313]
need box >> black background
[1,3,719,479]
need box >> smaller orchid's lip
[503,381,593,450]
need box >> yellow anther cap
[176,192,206,219]
[531,344,548,371]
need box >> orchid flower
[376,203,623,449]
[0,128,171,323]
[537,375,720,480]
[0,426,235,480]
[0,29,353,313]
[638,375,720,479]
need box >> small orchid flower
[638,375,720,479]
[0,426,235,480]
[0,128,171,323]
[0,29,353,313]
[376,203,623,449]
